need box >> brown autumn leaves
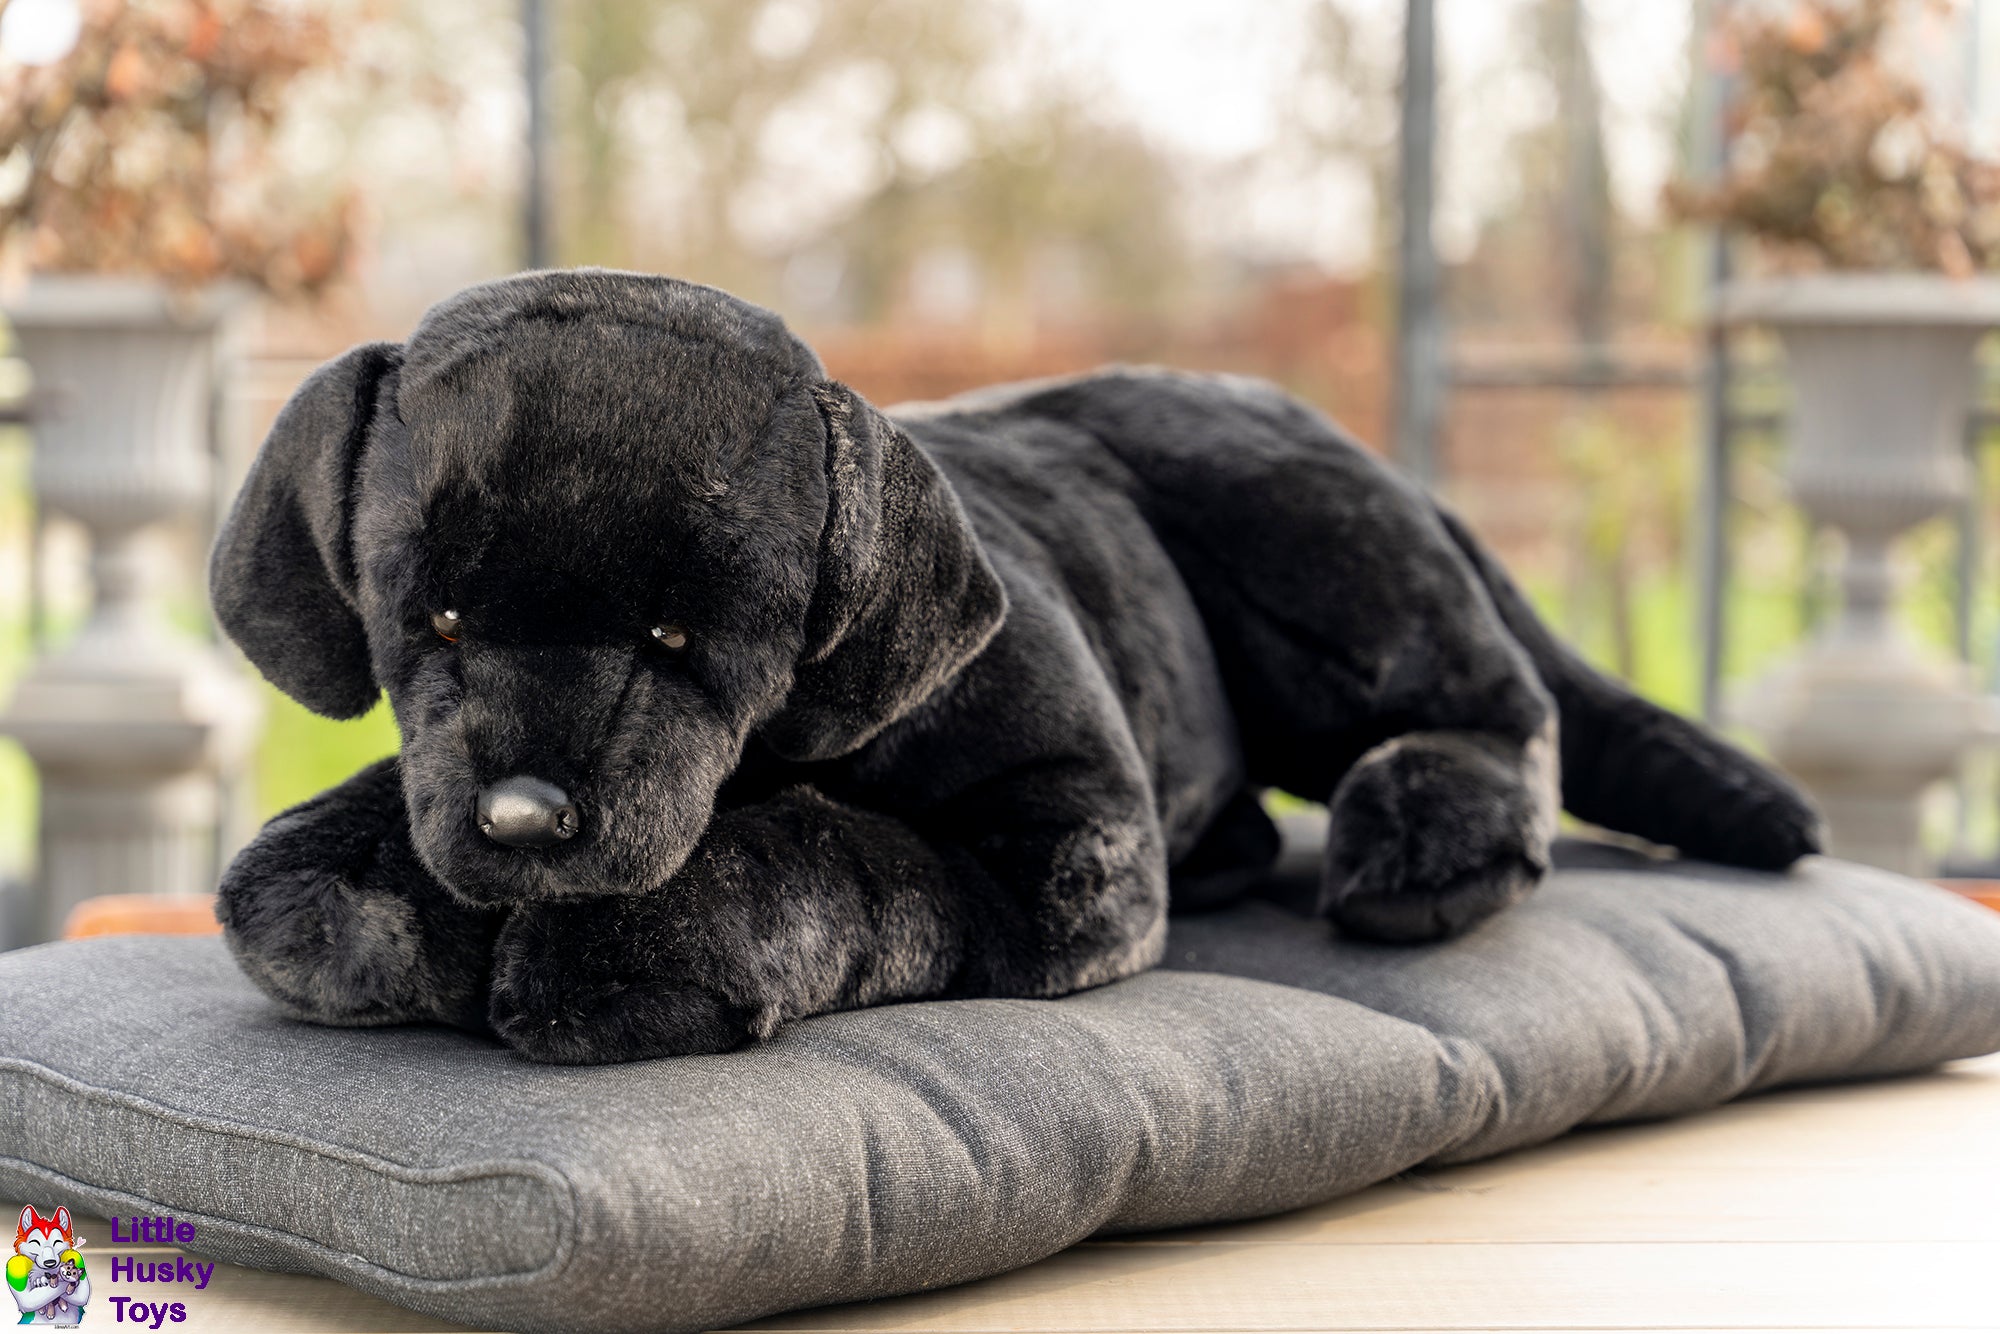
[1668,0,2000,275]
[0,0,354,296]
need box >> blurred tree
[1667,0,2000,275]
[0,0,360,295]
[551,0,1191,327]
[1447,0,1620,335]
[1277,0,1401,266]
[1552,0,1612,350]
[830,96,1189,336]
[1439,0,1692,688]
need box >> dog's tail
[1435,506,1822,869]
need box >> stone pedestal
[1723,275,2000,877]
[2,276,261,940]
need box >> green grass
[0,434,34,875]
[1529,568,1810,722]
[0,741,32,876]
[254,689,401,816]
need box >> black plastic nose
[477,776,580,848]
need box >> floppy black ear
[763,382,1007,762]
[210,341,401,719]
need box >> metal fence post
[1393,0,1444,488]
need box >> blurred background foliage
[2,0,1998,872]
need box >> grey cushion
[3,841,1999,1334]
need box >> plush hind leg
[1076,387,1563,940]
[1031,370,1815,930]
[1321,723,1559,942]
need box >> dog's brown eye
[650,623,689,652]
[431,610,461,642]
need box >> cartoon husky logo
[8,1207,88,1327]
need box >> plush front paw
[220,852,500,1031]
[488,904,756,1064]
[220,855,432,1027]
[1321,732,1553,943]
[218,761,503,1031]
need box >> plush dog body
[213,269,1819,1064]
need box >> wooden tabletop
[30,1052,2000,1333]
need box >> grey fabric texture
[4,842,2000,1333]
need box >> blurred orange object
[62,894,221,940]
[1938,881,2000,915]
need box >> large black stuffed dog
[213,268,1820,1064]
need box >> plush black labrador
[212,268,1820,1064]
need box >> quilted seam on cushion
[0,1058,575,1286]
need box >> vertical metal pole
[1694,0,1734,723]
[1561,0,1612,361]
[1959,0,1986,670]
[1695,275,1732,720]
[523,0,552,270]
[1950,414,1984,862]
[1393,0,1444,487]
[1958,419,1981,665]
[1969,0,1999,867]
[26,506,44,653]
[1967,0,1985,141]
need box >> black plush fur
[212,268,1822,1064]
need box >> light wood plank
[741,1240,1998,1331]
[1479,1062,2000,1172]
[1107,1163,2000,1245]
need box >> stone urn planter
[1,274,261,940]
[1721,273,2000,876]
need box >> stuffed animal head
[213,270,1004,904]
[12,1206,72,1276]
